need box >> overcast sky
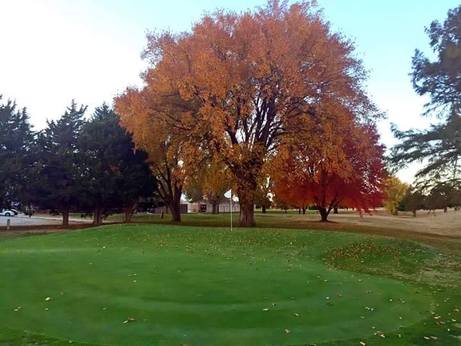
[0,0,458,182]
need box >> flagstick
[230,189,233,232]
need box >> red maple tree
[272,117,385,222]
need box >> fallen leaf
[127,317,135,322]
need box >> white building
[187,198,240,213]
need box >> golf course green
[0,225,460,345]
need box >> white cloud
[0,0,146,129]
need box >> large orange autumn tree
[116,0,377,226]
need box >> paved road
[0,215,88,227]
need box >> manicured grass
[108,211,461,250]
[0,224,460,345]
[108,210,323,227]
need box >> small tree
[449,184,461,210]
[399,186,426,216]
[384,177,408,216]
[423,181,456,213]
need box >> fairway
[0,225,460,345]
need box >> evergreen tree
[0,96,34,208]
[392,6,461,198]
[32,101,87,226]
[412,5,461,117]
[418,179,460,212]
[391,112,461,180]
[78,104,155,224]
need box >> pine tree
[392,6,461,197]
[78,104,155,224]
[33,100,87,226]
[0,96,34,209]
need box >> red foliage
[272,122,385,221]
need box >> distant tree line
[382,176,461,216]
[0,98,157,226]
[399,181,461,216]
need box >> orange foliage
[115,89,188,222]
[116,0,378,226]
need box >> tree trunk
[168,203,180,222]
[412,209,417,217]
[444,206,448,213]
[124,211,132,223]
[302,207,306,214]
[237,187,255,227]
[333,207,339,214]
[169,198,181,223]
[298,208,301,214]
[93,207,103,225]
[318,207,329,222]
[62,208,70,227]
[212,202,219,214]
[163,184,182,223]
[262,205,266,213]
[123,202,137,223]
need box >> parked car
[0,209,16,217]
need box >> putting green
[0,225,449,345]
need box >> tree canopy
[79,104,156,224]
[32,101,87,226]
[115,0,379,226]
[411,5,461,117]
[272,119,384,221]
[391,113,461,181]
[28,102,157,226]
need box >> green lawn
[0,224,460,345]
[107,210,321,226]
